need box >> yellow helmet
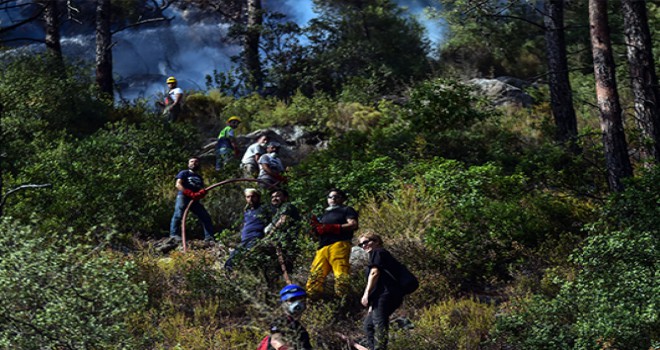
[166,76,177,84]
[227,116,242,123]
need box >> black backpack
[383,256,419,295]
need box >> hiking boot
[170,235,182,243]
[204,237,215,244]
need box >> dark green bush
[6,117,195,243]
[495,167,660,349]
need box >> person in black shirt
[306,189,359,300]
[169,157,214,242]
[359,232,403,350]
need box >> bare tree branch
[111,16,171,34]
[0,184,52,213]
[66,0,81,23]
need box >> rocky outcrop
[468,77,535,108]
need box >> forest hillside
[1,1,658,349]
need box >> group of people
[168,160,404,349]
[161,76,406,349]
[215,117,287,188]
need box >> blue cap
[279,284,306,302]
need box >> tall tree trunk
[589,0,633,192]
[42,0,62,61]
[621,0,660,165]
[0,102,3,217]
[95,0,113,97]
[244,0,263,90]
[543,0,578,152]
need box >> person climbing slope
[216,116,241,171]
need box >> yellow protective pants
[306,240,352,300]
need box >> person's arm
[270,332,289,349]
[171,91,183,108]
[175,178,185,192]
[261,162,276,177]
[343,217,358,232]
[253,151,262,163]
[231,138,239,158]
[274,214,289,229]
[175,177,205,199]
[361,266,380,307]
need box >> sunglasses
[327,195,342,199]
[358,240,372,248]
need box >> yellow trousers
[306,240,352,300]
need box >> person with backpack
[257,284,312,350]
[359,232,415,350]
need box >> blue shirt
[241,204,272,242]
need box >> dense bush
[495,167,660,349]
[0,55,112,179]
[399,159,590,288]
[6,117,195,243]
[0,218,147,349]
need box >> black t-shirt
[269,316,312,350]
[318,205,358,248]
[175,170,205,192]
[366,248,404,303]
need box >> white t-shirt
[168,87,184,105]
[258,153,284,181]
[242,142,266,165]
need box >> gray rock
[468,78,534,108]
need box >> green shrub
[390,298,496,350]
[401,159,589,287]
[0,218,147,349]
[495,168,660,349]
[406,79,489,139]
[6,117,194,243]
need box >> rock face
[468,77,534,108]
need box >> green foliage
[404,78,504,162]
[495,167,660,349]
[406,78,488,135]
[434,0,547,78]
[290,131,399,210]
[295,0,431,97]
[390,298,496,350]
[403,159,590,286]
[6,117,195,243]
[0,55,110,175]
[256,92,338,131]
[0,218,147,349]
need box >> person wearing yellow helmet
[160,76,184,122]
[215,116,241,171]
